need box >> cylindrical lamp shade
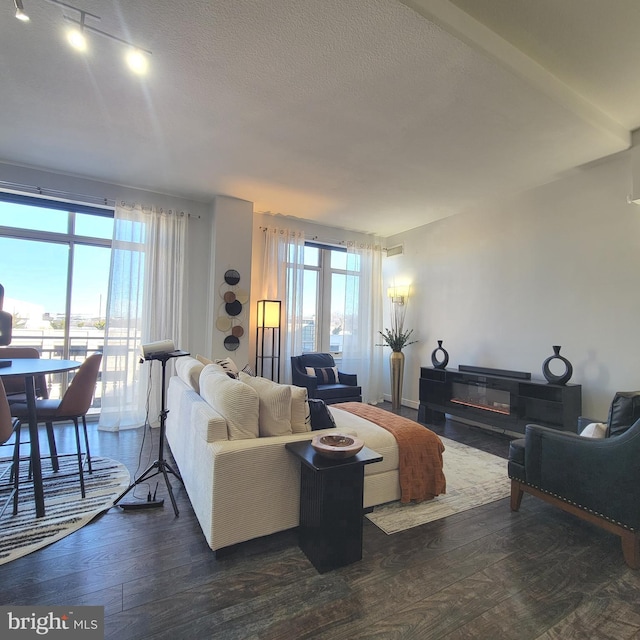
[256,300,281,382]
[257,300,281,328]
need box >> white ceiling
[1,0,639,236]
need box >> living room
[2,1,640,638]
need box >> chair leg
[73,418,86,498]
[45,422,59,472]
[621,531,640,569]
[12,421,21,516]
[510,480,524,511]
[82,415,92,474]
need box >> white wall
[207,195,254,367]
[384,150,640,419]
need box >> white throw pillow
[240,375,292,437]
[200,368,259,440]
[579,422,608,438]
[239,372,310,433]
[174,356,205,393]
[289,384,311,433]
[196,355,240,378]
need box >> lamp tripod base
[114,458,183,516]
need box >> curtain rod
[260,226,386,251]
[0,180,201,218]
[0,180,115,208]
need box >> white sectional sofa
[165,356,403,553]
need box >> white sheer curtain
[98,203,187,431]
[341,240,384,404]
[261,225,305,383]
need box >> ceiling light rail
[12,0,152,74]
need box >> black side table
[286,440,382,573]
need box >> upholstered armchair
[291,353,362,405]
[508,418,640,568]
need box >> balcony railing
[5,329,105,411]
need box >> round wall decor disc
[225,300,242,316]
[231,325,244,338]
[224,335,240,351]
[224,269,240,285]
[223,291,236,303]
[235,289,249,304]
[216,316,232,331]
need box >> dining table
[0,357,81,517]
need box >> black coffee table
[286,440,382,573]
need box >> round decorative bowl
[311,434,365,460]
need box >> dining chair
[10,352,102,499]
[0,379,20,516]
[0,346,59,471]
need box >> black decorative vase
[542,345,573,385]
[431,340,449,370]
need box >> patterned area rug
[0,456,130,564]
[366,436,510,534]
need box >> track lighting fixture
[13,0,152,74]
[14,0,29,21]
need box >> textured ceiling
[0,0,638,235]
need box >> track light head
[14,0,29,21]
[126,48,148,75]
[66,27,87,51]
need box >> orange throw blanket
[333,403,446,503]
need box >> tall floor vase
[390,350,405,410]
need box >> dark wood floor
[2,404,640,639]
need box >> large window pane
[0,236,68,326]
[75,212,114,239]
[0,196,112,407]
[302,270,318,352]
[0,202,68,233]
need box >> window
[300,242,360,356]
[0,194,113,405]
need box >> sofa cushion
[175,356,205,393]
[200,366,259,440]
[305,366,338,384]
[240,375,293,437]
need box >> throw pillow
[305,366,339,384]
[199,368,259,440]
[579,422,607,438]
[241,363,256,377]
[239,372,311,433]
[240,374,292,437]
[308,398,337,430]
[289,384,311,433]
[196,355,239,379]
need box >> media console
[418,366,582,434]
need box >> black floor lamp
[256,300,281,382]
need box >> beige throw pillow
[240,374,292,436]
[239,373,310,433]
[200,367,259,440]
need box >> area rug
[366,437,510,534]
[0,456,130,564]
